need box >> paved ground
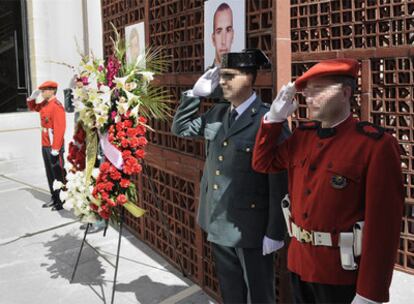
[0,112,215,304]
[1,111,413,304]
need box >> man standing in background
[27,81,66,211]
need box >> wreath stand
[69,162,186,304]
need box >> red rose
[139,116,147,124]
[116,194,127,205]
[137,137,148,146]
[120,179,130,188]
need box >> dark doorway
[0,0,30,113]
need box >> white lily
[139,71,154,82]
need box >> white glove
[351,294,381,304]
[51,149,59,156]
[262,236,284,255]
[266,82,297,123]
[29,89,41,101]
[191,67,220,97]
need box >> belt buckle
[300,229,312,243]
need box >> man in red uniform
[27,81,66,211]
[252,59,404,304]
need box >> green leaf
[123,202,145,218]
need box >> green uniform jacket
[172,91,290,248]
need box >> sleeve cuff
[263,112,286,124]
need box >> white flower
[130,105,139,117]
[117,101,129,115]
[52,180,64,191]
[140,71,154,82]
[59,190,69,202]
[92,168,100,179]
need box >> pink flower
[116,194,127,205]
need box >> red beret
[38,81,58,89]
[295,59,359,91]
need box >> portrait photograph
[125,21,146,67]
[204,0,246,69]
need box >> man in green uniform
[172,49,290,303]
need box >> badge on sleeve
[331,175,348,189]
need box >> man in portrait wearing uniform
[172,49,290,303]
[27,81,66,211]
[252,59,404,304]
[211,2,234,67]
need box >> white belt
[291,222,333,246]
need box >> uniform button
[310,165,316,171]
[327,162,333,169]
[245,147,251,152]
[305,189,311,195]
[223,141,228,147]
[213,184,219,190]
[218,155,224,161]
[215,170,220,176]
[302,212,308,219]
[251,203,256,208]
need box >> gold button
[245,147,251,152]
[251,203,256,208]
[215,170,220,176]
[223,141,228,147]
[213,184,219,190]
[218,155,224,161]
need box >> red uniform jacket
[252,115,404,302]
[27,97,66,150]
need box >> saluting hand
[267,82,297,122]
[29,89,41,101]
[192,67,220,97]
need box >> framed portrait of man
[204,0,246,70]
[125,22,146,67]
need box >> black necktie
[229,109,238,127]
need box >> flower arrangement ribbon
[98,132,124,170]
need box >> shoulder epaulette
[298,121,321,130]
[356,121,384,139]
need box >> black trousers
[212,242,275,304]
[291,272,356,304]
[41,146,65,206]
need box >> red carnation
[121,138,129,148]
[139,116,147,124]
[120,179,130,188]
[106,199,116,207]
[124,120,133,128]
[116,194,128,205]
[135,149,146,159]
[110,170,122,181]
[137,137,148,146]
[100,162,111,173]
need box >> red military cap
[295,58,359,90]
[38,80,58,90]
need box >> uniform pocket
[233,140,255,172]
